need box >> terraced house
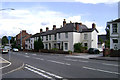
[25,19,98,52]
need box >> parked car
[13,48,19,52]
[88,48,100,54]
[1,48,9,54]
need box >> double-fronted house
[107,18,120,50]
[40,19,98,52]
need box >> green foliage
[74,43,83,53]
[34,37,44,51]
[74,43,88,53]
[105,25,110,39]
[99,38,103,43]
[105,39,110,48]
[2,36,8,45]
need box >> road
[0,51,120,80]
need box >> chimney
[46,27,49,31]
[92,23,96,29]
[40,28,43,33]
[63,19,66,27]
[75,22,79,32]
[80,23,82,26]
[53,25,56,30]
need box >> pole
[21,31,22,50]
[9,39,11,61]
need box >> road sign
[7,36,11,40]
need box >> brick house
[16,30,31,49]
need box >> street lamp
[0,8,15,11]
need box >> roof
[41,23,98,36]
[107,18,120,23]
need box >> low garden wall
[103,49,120,57]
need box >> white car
[13,48,19,52]
[2,48,9,54]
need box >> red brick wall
[16,30,31,49]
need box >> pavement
[67,53,120,61]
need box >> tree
[105,24,110,39]
[105,24,110,48]
[2,36,8,45]
[34,37,44,51]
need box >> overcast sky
[0,0,119,38]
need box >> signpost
[7,36,11,61]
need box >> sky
[0,0,119,38]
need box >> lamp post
[0,8,15,11]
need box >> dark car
[88,48,100,54]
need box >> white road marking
[25,56,29,57]
[48,60,71,65]
[0,57,11,69]
[25,53,28,54]
[83,66,120,75]
[26,64,63,78]
[32,54,37,56]
[65,59,88,63]
[34,57,44,61]
[25,67,52,79]
[102,63,119,67]
[3,63,24,75]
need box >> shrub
[74,43,88,53]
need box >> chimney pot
[63,19,66,27]
[92,23,96,29]
[46,27,49,31]
[40,29,43,33]
[53,25,56,30]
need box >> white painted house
[107,18,120,50]
[40,19,98,52]
[25,19,98,52]
[25,33,41,50]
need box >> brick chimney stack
[46,27,49,31]
[63,19,66,27]
[80,23,82,26]
[53,25,56,30]
[40,29,43,33]
[75,22,79,32]
[92,23,96,29]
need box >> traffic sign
[7,36,11,40]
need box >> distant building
[98,35,107,51]
[25,33,41,50]
[16,30,31,49]
[107,18,120,50]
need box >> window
[54,43,56,48]
[84,34,88,40]
[54,34,57,40]
[65,43,68,50]
[58,33,61,39]
[49,35,51,40]
[84,43,88,47]
[65,32,68,38]
[46,35,48,41]
[113,39,118,43]
[112,24,117,33]
[45,44,48,49]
